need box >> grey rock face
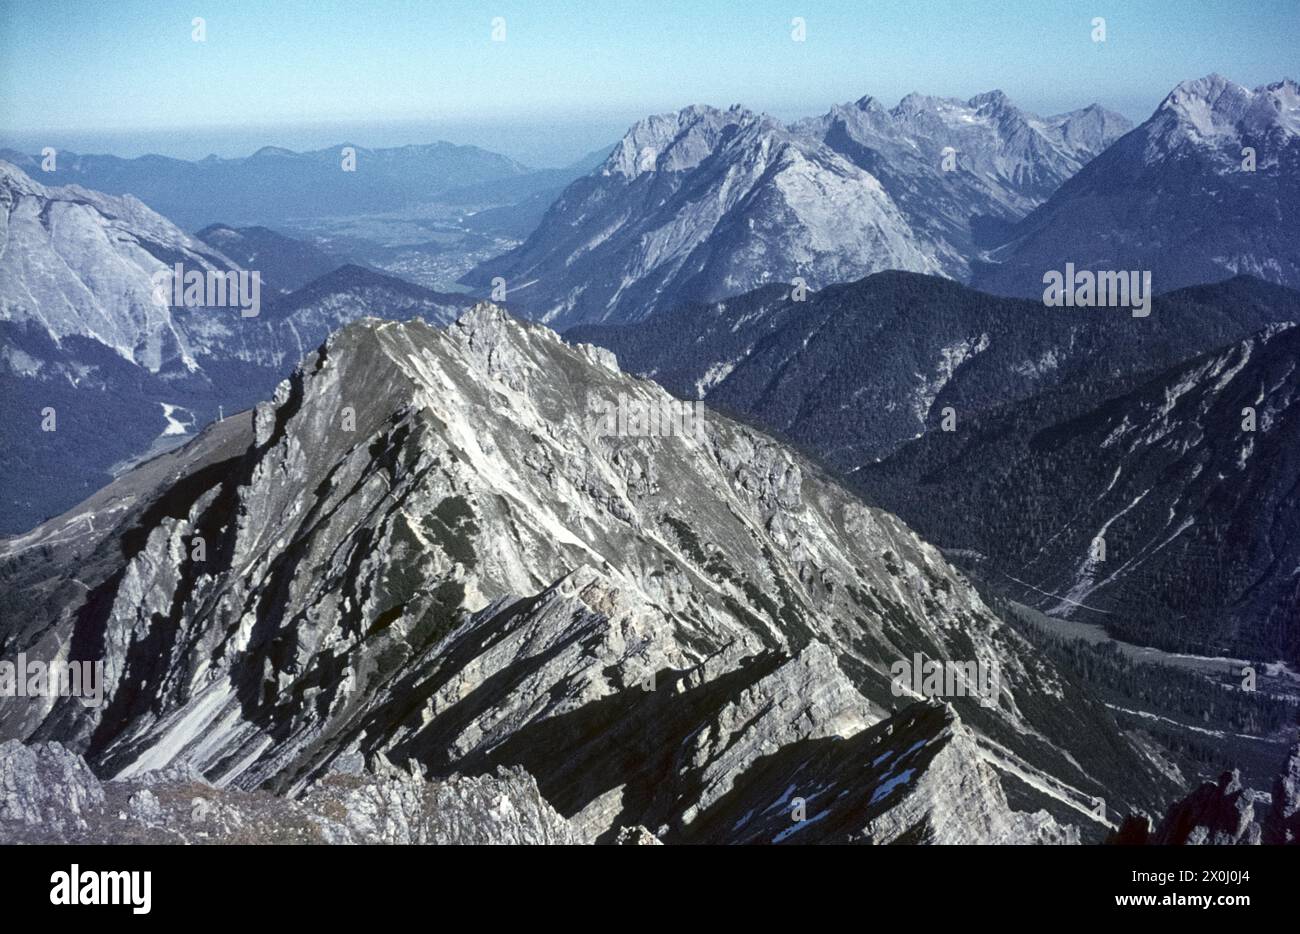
[0,740,105,834]
[0,160,234,372]
[798,91,1130,275]
[465,104,940,327]
[0,162,474,533]
[303,766,581,845]
[1,303,1168,842]
[615,825,663,845]
[686,702,1078,845]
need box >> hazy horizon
[3,0,1297,166]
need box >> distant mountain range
[466,75,1299,327]
[793,90,1132,268]
[464,91,1129,326]
[976,76,1300,296]
[0,161,474,532]
[0,141,601,230]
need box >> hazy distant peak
[249,145,298,158]
[966,89,1012,110]
[851,94,888,113]
[604,102,769,177]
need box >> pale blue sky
[1,0,1296,165]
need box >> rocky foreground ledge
[0,739,582,845]
[5,731,1296,845]
[1,699,1075,845]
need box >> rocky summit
[0,303,1175,843]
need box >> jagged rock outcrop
[0,740,578,845]
[302,766,582,844]
[1110,742,1300,845]
[686,701,1078,844]
[0,740,105,835]
[615,825,663,845]
[1149,770,1263,845]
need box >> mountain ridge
[0,140,547,229]
[568,270,1300,468]
[463,89,1127,326]
[0,303,1174,841]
